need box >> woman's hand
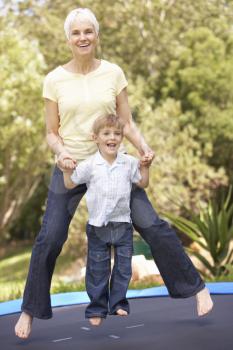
[140,143,155,167]
[57,151,77,172]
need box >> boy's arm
[63,158,91,189]
[63,170,77,189]
[136,164,149,189]
[62,158,77,189]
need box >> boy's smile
[93,126,123,162]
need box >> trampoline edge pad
[0,282,233,316]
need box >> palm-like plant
[164,188,233,277]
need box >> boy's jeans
[85,222,133,318]
[22,166,205,319]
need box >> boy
[63,114,150,326]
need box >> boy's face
[93,126,123,158]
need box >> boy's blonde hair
[92,114,124,135]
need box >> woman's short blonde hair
[64,8,99,40]
[92,115,124,136]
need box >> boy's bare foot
[89,317,102,326]
[15,312,33,339]
[196,287,214,316]
[116,309,128,316]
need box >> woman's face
[68,17,98,58]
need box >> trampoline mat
[1,295,232,350]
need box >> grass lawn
[0,243,81,302]
[0,244,232,303]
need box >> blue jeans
[22,166,205,319]
[85,222,133,318]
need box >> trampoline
[1,282,233,350]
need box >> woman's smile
[69,18,98,57]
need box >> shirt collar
[95,150,126,166]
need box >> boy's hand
[62,158,76,172]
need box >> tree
[0,17,49,239]
[0,0,232,241]
[127,88,228,213]
[162,27,233,175]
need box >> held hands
[140,155,153,168]
[140,144,155,168]
[57,151,77,172]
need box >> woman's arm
[45,98,76,170]
[116,88,154,164]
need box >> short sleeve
[130,157,142,184]
[42,73,57,102]
[115,65,128,95]
[71,159,91,185]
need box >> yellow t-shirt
[42,59,128,161]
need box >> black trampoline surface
[1,295,233,350]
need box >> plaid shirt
[71,151,141,226]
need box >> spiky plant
[164,188,233,277]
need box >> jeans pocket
[116,246,132,277]
[117,246,132,258]
[88,250,110,275]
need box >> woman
[15,8,213,339]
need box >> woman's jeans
[22,166,205,319]
[85,222,133,318]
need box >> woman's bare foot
[196,287,214,316]
[15,312,33,339]
[116,309,128,316]
[89,317,102,326]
